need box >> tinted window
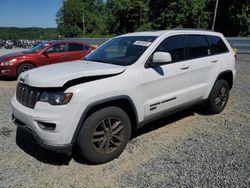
[68,43,88,51]
[156,35,186,62]
[207,35,228,54]
[46,44,66,53]
[26,43,47,53]
[187,35,209,58]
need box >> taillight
[233,48,237,59]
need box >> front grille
[16,83,40,109]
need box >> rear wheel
[77,106,131,164]
[207,79,230,114]
[17,63,35,76]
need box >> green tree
[55,0,250,37]
[0,27,58,40]
[56,0,84,37]
[229,1,250,36]
[149,0,212,30]
[213,0,250,36]
[56,0,110,37]
[106,0,150,34]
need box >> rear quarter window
[206,35,229,54]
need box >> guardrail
[66,37,250,54]
[66,38,109,47]
[227,37,250,54]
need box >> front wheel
[77,106,131,164]
[207,79,230,114]
[17,63,35,76]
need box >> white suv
[11,30,236,163]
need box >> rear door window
[187,35,210,58]
[155,35,186,62]
[206,35,229,54]
[68,43,89,52]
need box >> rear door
[187,35,226,101]
[66,43,91,61]
[143,35,191,118]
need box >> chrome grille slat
[16,83,40,109]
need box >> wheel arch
[16,61,36,75]
[215,70,233,90]
[71,95,139,144]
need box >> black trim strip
[150,102,161,107]
[62,71,124,89]
[150,107,157,111]
[149,97,177,108]
[161,97,176,104]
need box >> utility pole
[140,2,142,27]
[82,13,86,37]
[212,0,219,30]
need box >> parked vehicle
[0,41,95,77]
[11,30,236,163]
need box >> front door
[39,43,67,66]
[143,35,191,118]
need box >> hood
[19,60,126,88]
[0,51,26,61]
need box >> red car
[0,41,95,77]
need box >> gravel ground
[0,49,249,187]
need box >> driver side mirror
[149,52,172,67]
[42,51,49,57]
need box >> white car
[11,30,236,163]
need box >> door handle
[180,65,190,70]
[211,60,218,63]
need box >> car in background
[0,41,95,77]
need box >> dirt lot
[0,49,249,187]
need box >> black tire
[77,106,131,164]
[207,79,230,114]
[17,63,35,76]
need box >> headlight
[39,92,73,105]
[0,58,17,66]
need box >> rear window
[187,35,210,58]
[68,43,89,52]
[206,35,229,54]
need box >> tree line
[0,0,249,40]
[0,27,58,40]
[56,0,250,37]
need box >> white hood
[18,60,125,87]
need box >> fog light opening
[38,122,56,131]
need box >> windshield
[25,43,48,54]
[84,36,157,66]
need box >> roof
[43,40,88,45]
[119,29,222,37]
